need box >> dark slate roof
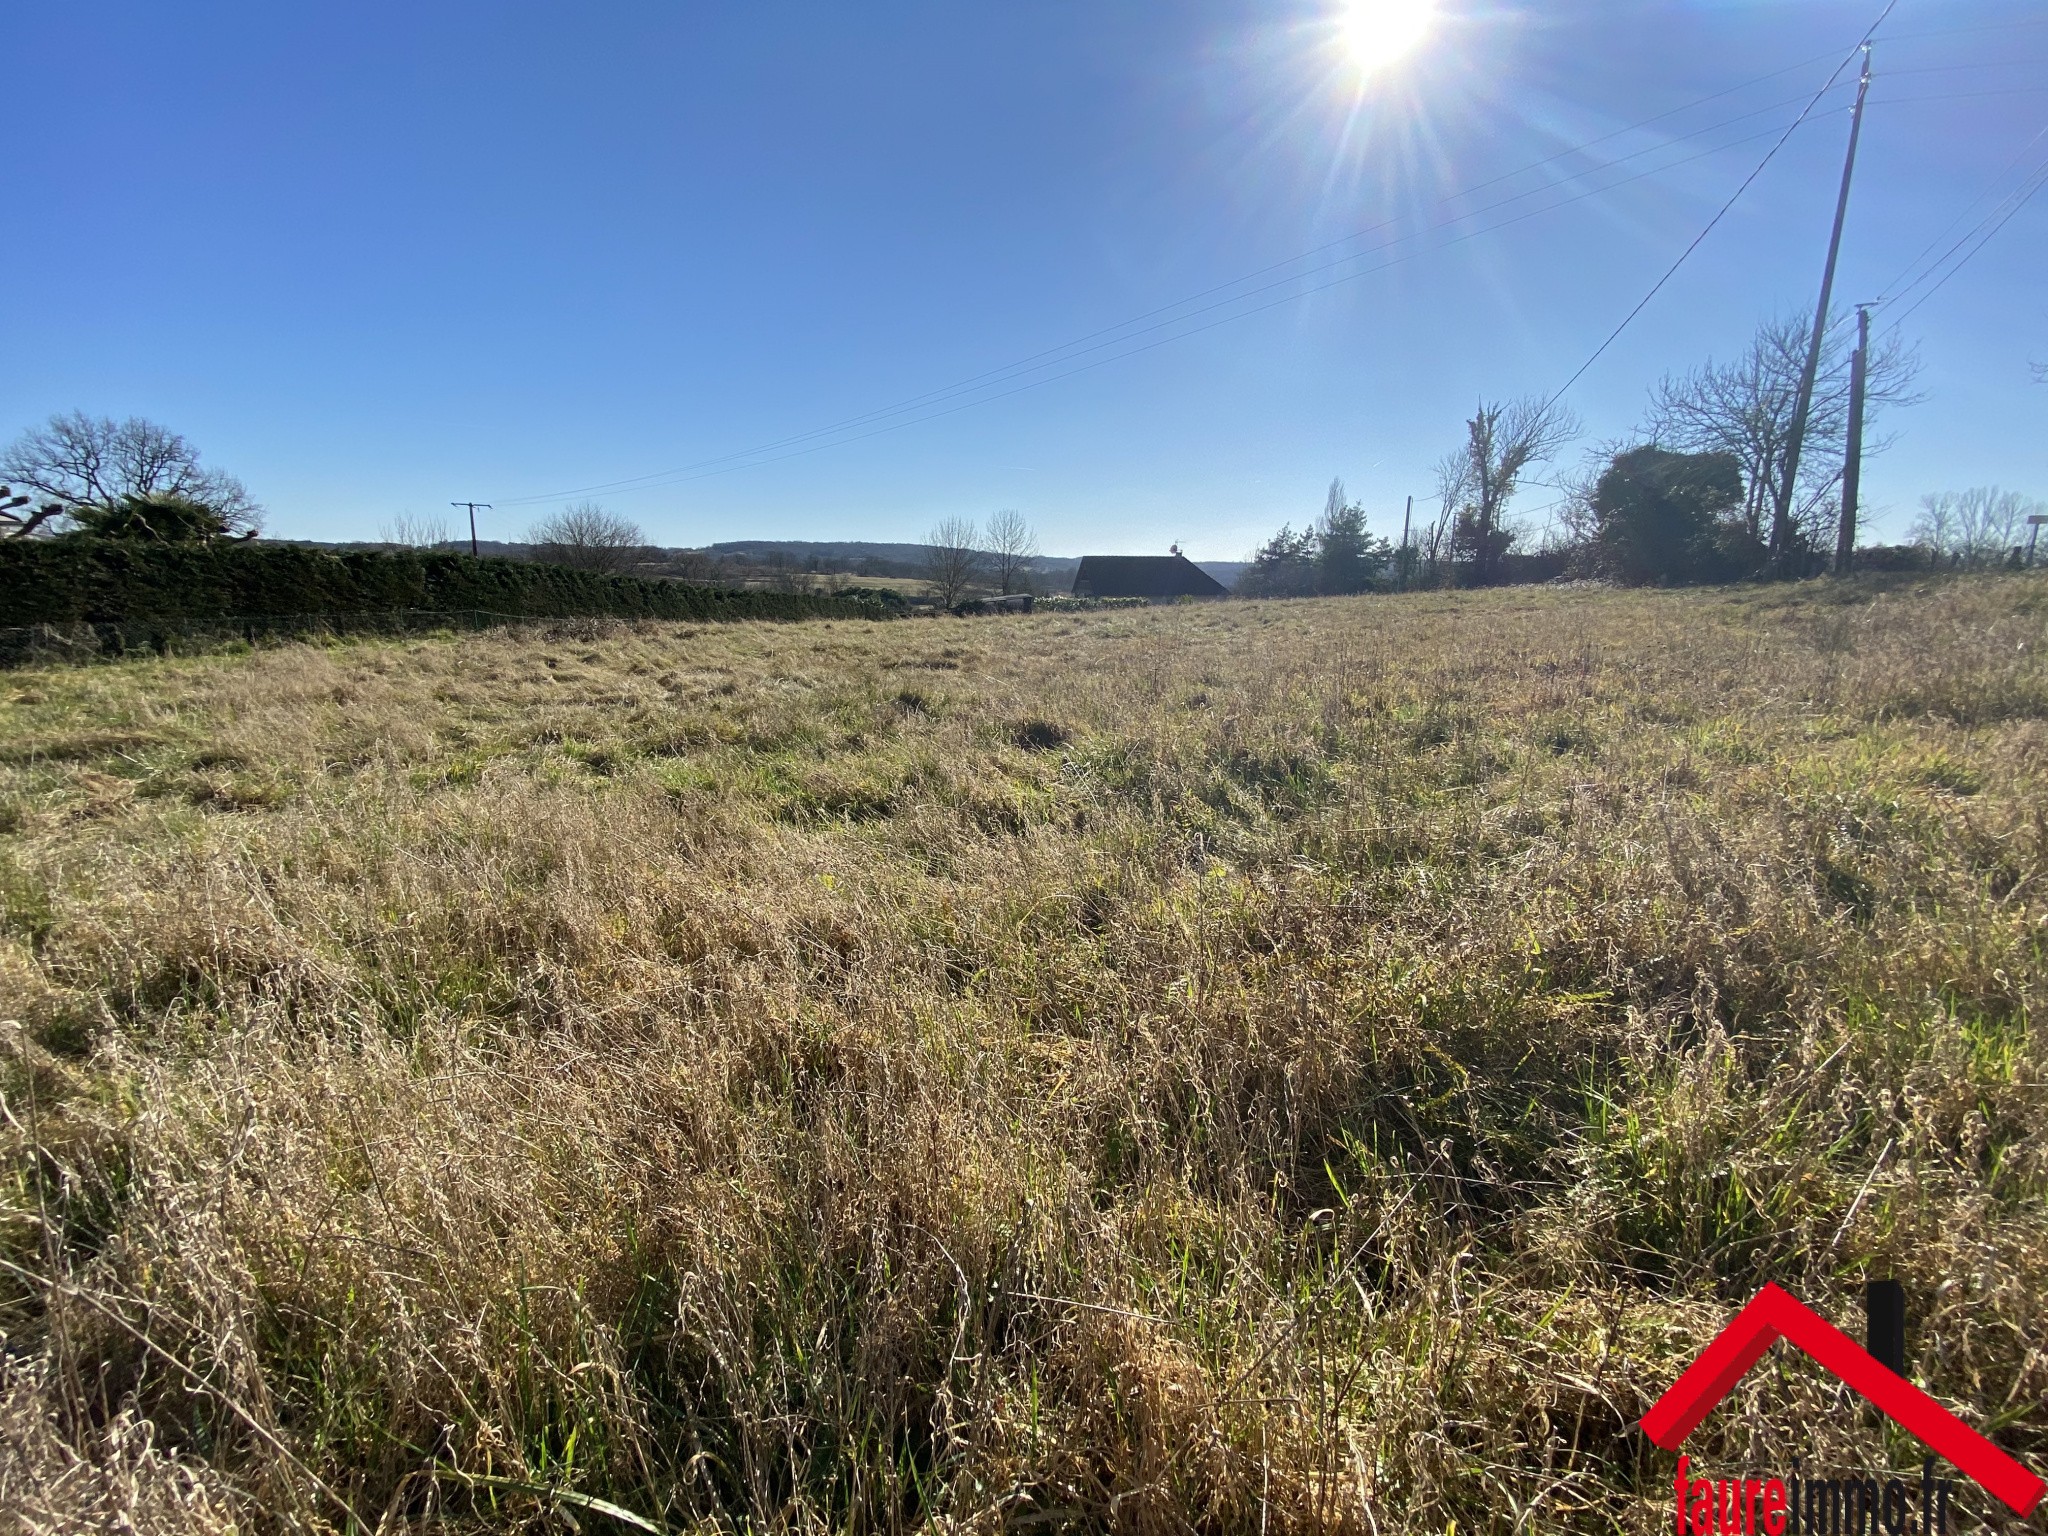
[1071,554,1228,599]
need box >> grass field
[2,580,2045,1534]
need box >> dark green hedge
[0,541,885,627]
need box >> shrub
[0,540,888,631]
[64,492,255,546]
[1591,447,1761,585]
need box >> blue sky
[3,1,2044,558]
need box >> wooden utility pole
[451,501,491,559]
[1398,494,1413,589]
[1834,304,1871,575]
[1774,45,1873,562]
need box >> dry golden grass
[2,579,2045,1534]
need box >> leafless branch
[984,509,1039,595]
[0,412,263,536]
[528,502,648,575]
[921,517,984,608]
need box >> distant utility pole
[451,501,491,559]
[1774,44,1873,562]
[1399,495,1413,589]
[2028,514,2047,569]
[1835,304,1872,575]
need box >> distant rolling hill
[702,541,1246,591]
[284,537,1246,591]
[702,540,1075,584]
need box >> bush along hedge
[0,540,890,630]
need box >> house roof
[1071,554,1228,599]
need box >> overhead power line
[1883,156,2048,330]
[1541,0,1899,410]
[1798,111,2048,360]
[499,108,1855,502]
[488,0,2041,507]
[1880,14,2048,45]
[1881,85,2048,104]
[1870,123,2048,311]
[451,501,491,558]
[492,47,1885,505]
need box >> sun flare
[1341,0,1435,74]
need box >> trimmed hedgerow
[0,540,885,627]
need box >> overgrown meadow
[2,580,2044,1533]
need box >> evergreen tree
[1316,496,1384,594]
[1239,524,1318,597]
[1241,480,1391,598]
[1590,447,1752,585]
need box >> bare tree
[668,548,716,582]
[528,502,647,575]
[1911,487,2040,567]
[1436,396,1579,585]
[1416,456,1463,586]
[0,411,261,534]
[0,484,65,539]
[985,509,1040,595]
[378,510,451,548]
[1550,437,1634,553]
[921,516,984,608]
[761,550,814,593]
[1644,311,1920,554]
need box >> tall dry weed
[1,577,2044,1532]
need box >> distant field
[3,580,2045,1533]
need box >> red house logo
[1642,1283,2043,1521]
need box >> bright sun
[1341,0,1435,74]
